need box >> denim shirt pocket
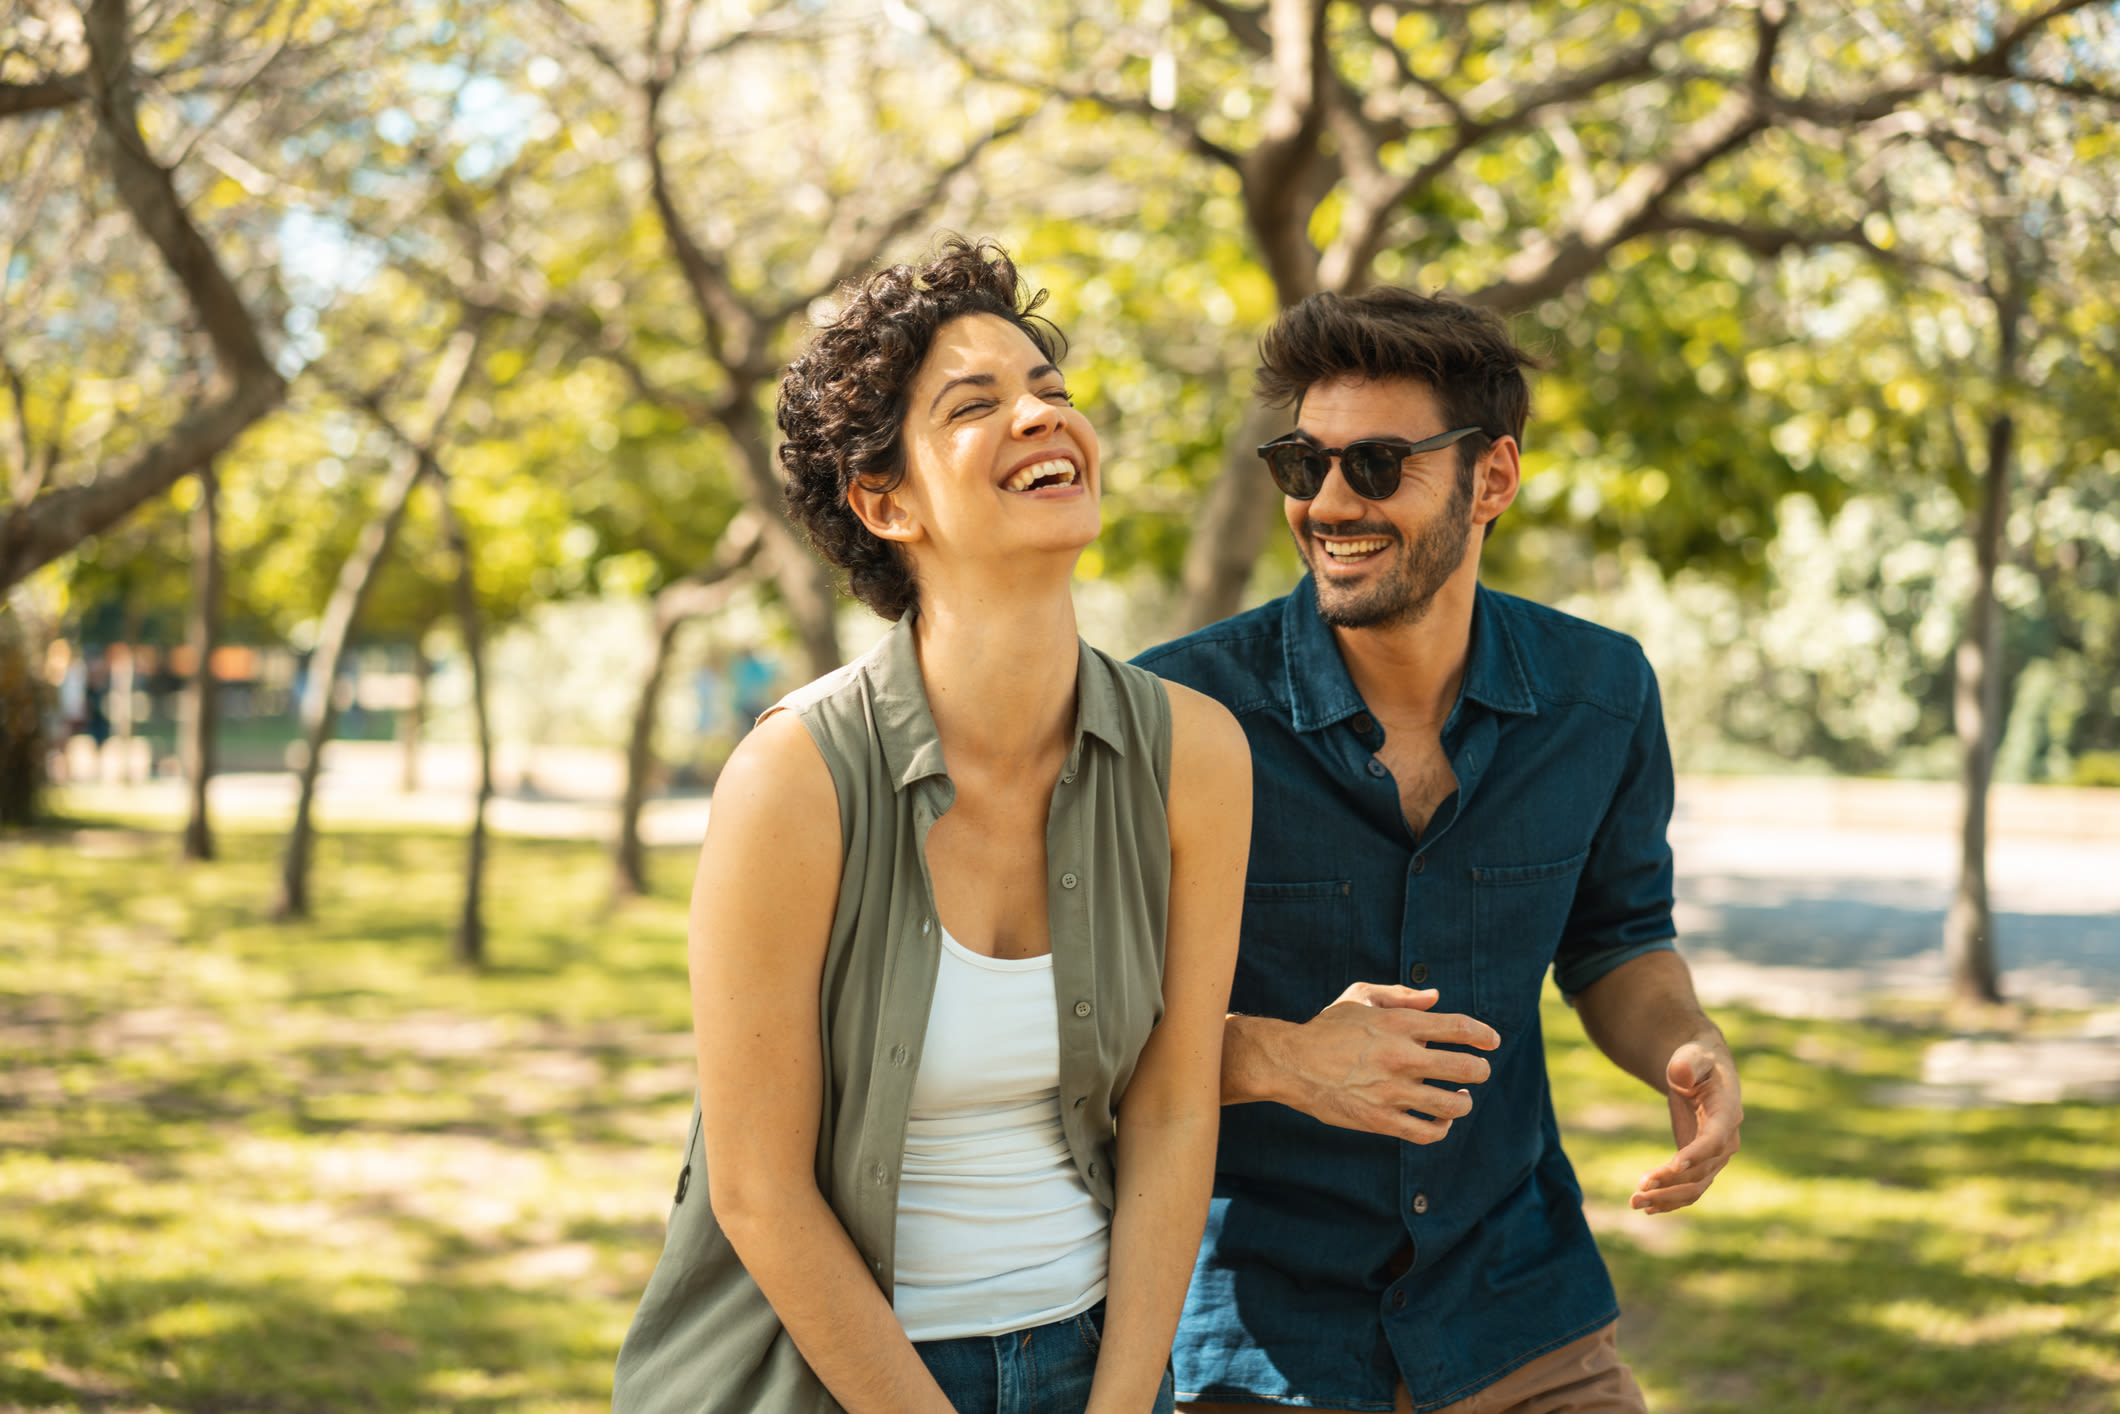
[1231,880,1354,1023]
[1469,849,1590,1031]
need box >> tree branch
[1191,0,1272,54]
[0,76,84,117]
[654,507,765,630]
[925,19,1243,170]
[766,111,1040,324]
[1468,89,1771,310]
[1948,0,2103,79]
[0,0,286,591]
[1632,211,1876,256]
[643,76,761,372]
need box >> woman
[612,238,1251,1414]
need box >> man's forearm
[1220,1013,1296,1107]
[1574,948,1726,1092]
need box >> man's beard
[1302,470,1475,631]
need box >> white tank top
[890,928,1111,1341]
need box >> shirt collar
[1280,576,1538,732]
[864,613,1128,793]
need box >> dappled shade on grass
[2,823,2115,1412]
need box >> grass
[2,821,2116,1413]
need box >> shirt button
[1087,1162,1101,1179]
[890,1044,909,1066]
[1074,1000,1093,1019]
[1062,771,1077,784]
[1412,1192,1429,1215]
[872,1162,887,1184]
[1408,963,1429,985]
[922,918,931,934]
[1351,713,1375,734]
[1411,855,1426,875]
[1061,872,1079,890]
[1391,1289,1408,1312]
[1367,758,1388,778]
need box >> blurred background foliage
[2,0,2117,791]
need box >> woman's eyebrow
[929,372,994,414]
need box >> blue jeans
[916,1301,1176,1414]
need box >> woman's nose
[1011,392,1059,436]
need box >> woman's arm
[690,711,955,1414]
[1089,684,1251,1414]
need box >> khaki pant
[1180,1322,1646,1414]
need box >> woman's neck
[912,578,1081,773]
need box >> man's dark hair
[1256,287,1541,477]
[778,236,1066,621]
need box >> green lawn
[2,823,2115,1413]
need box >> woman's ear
[847,476,922,544]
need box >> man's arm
[1221,984,1499,1143]
[1573,948,1742,1214]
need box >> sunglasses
[1257,426,1489,500]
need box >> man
[1136,288,1743,1413]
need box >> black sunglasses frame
[1257,425,1490,500]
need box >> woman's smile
[1000,449,1084,495]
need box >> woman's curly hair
[777,236,1067,621]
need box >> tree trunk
[0,604,41,827]
[399,638,429,793]
[180,462,219,860]
[1944,408,2012,1006]
[110,617,137,786]
[614,612,684,901]
[438,486,493,968]
[0,0,284,595]
[612,516,762,901]
[1171,400,1295,634]
[721,394,840,677]
[274,447,426,918]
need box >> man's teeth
[1003,457,1078,492]
[1322,537,1390,560]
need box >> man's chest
[1373,729,1457,841]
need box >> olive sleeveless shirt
[611,615,1174,1414]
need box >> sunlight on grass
[1547,990,2120,1412]
[2,820,2116,1412]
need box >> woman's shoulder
[1162,679,1246,772]
[762,655,872,727]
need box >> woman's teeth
[1003,457,1078,492]
[1322,537,1390,561]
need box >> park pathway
[60,747,2120,1018]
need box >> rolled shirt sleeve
[1552,651,1678,1000]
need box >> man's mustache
[1302,519,1400,542]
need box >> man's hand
[1227,983,1500,1143]
[1630,1039,1743,1214]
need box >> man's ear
[847,476,922,544]
[1472,435,1522,528]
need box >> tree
[1866,82,2120,1004]
[180,460,221,859]
[0,0,288,592]
[611,509,761,899]
[409,0,1033,678]
[275,329,480,920]
[935,0,2114,630]
[433,479,494,966]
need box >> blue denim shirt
[1135,578,1677,1412]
